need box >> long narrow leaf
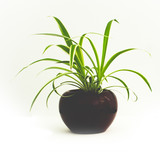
[46,83,62,107]
[40,66,85,88]
[102,48,137,75]
[104,85,138,102]
[108,75,130,100]
[84,66,94,78]
[43,44,54,54]
[43,44,70,54]
[56,44,70,54]
[101,19,119,70]
[42,44,78,71]
[57,44,84,74]
[107,69,152,91]
[45,35,97,72]
[53,17,73,47]
[46,89,54,108]
[42,44,83,71]
[35,33,77,44]
[84,66,94,74]
[85,37,100,75]
[52,81,61,97]
[71,32,109,40]
[76,34,87,66]
[17,58,61,75]
[57,61,78,71]
[60,81,82,88]
[84,32,109,38]
[80,46,97,73]
[64,74,84,88]
[30,72,73,111]
[35,33,70,40]
[76,46,84,66]
[35,33,94,75]
[42,66,72,73]
[69,45,77,69]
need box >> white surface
[0,0,160,151]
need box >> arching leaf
[108,75,130,100]
[102,48,137,74]
[108,69,152,91]
[101,19,119,70]
[53,17,73,47]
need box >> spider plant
[19,17,152,111]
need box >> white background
[0,0,160,151]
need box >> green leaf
[46,81,62,108]
[35,33,70,40]
[108,69,152,91]
[56,44,70,54]
[102,48,137,75]
[101,19,119,71]
[64,74,84,88]
[108,75,130,100]
[84,66,94,80]
[43,44,70,55]
[23,17,152,110]
[57,60,70,64]
[35,33,77,44]
[133,91,138,102]
[43,44,54,54]
[53,17,73,47]
[71,32,110,40]
[52,81,61,97]
[40,66,84,85]
[57,44,84,74]
[80,46,97,73]
[104,85,138,102]
[57,61,78,71]
[42,66,72,73]
[60,81,81,88]
[76,46,84,66]
[84,66,94,74]
[46,82,63,108]
[85,37,100,72]
[35,33,94,76]
[46,89,54,108]
[74,34,86,66]
[30,72,73,111]
[17,58,62,75]
[69,45,78,69]
[42,44,85,72]
[40,66,85,88]
[84,32,109,38]
[46,76,86,107]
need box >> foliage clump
[18,17,152,110]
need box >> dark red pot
[59,89,118,134]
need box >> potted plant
[19,17,152,134]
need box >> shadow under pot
[59,89,118,134]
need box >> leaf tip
[53,16,59,21]
[149,86,152,92]
[113,19,119,24]
[47,16,53,18]
[29,106,32,112]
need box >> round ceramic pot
[59,89,117,134]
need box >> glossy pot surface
[59,89,118,134]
